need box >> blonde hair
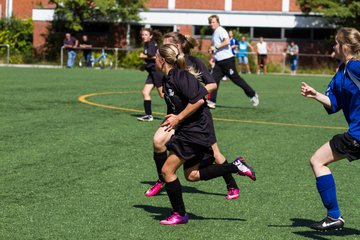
[336,27,360,59]
[159,44,201,79]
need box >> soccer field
[1,67,360,239]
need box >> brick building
[1,0,334,55]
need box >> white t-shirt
[212,26,234,61]
[257,42,268,55]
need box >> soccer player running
[145,32,240,200]
[301,27,360,231]
[155,43,256,225]
[207,15,259,109]
[137,28,164,122]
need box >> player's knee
[153,136,165,150]
[309,155,321,169]
[184,170,199,182]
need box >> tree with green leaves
[49,0,148,31]
[297,0,360,29]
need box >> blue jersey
[229,38,238,56]
[238,41,249,57]
[325,60,360,141]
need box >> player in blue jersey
[238,36,254,74]
[155,43,256,225]
[301,27,360,231]
[228,30,238,56]
[145,32,240,200]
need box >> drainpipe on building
[5,0,13,18]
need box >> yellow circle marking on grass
[78,91,347,130]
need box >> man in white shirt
[256,36,271,74]
[207,15,259,108]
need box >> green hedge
[0,18,33,63]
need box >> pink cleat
[232,157,256,181]
[226,188,239,200]
[145,180,165,197]
[160,212,189,225]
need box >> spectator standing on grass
[256,36,271,74]
[79,35,93,67]
[207,15,259,109]
[301,27,360,231]
[137,28,164,122]
[63,33,78,68]
[238,36,254,74]
[155,43,256,225]
[286,41,299,75]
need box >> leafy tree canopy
[297,0,360,29]
[49,0,148,31]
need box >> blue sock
[316,174,341,219]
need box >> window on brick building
[194,25,212,37]
[313,28,335,40]
[253,27,281,39]
[284,28,311,39]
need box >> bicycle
[79,48,113,69]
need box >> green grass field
[1,67,360,239]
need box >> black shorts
[329,133,360,161]
[257,54,267,65]
[166,135,213,169]
[145,66,163,88]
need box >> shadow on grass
[268,218,360,240]
[141,181,224,197]
[134,204,246,222]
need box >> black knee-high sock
[199,163,237,181]
[144,100,152,115]
[165,178,186,216]
[153,151,167,182]
[221,160,239,189]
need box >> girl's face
[333,40,344,61]
[155,51,164,71]
[141,30,152,42]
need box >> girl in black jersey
[155,44,256,225]
[137,28,164,122]
[145,32,240,200]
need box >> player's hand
[301,82,317,98]
[161,114,180,131]
[139,53,146,58]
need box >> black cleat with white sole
[310,216,344,231]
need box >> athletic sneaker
[232,157,256,181]
[250,94,259,107]
[226,188,239,200]
[206,100,216,109]
[160,212,189,225]
[310,216,345,231]
[144,180,165,197]
[137,115,153,121]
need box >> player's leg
[309,141,345,231]
[223,58,259,106]
[137,82,154,121]
[145,126,174,197]
[185,156,256,182]
[212,142,240,199]
[208,62,224,108]
[263,55,268,74]
[160,152,189,225]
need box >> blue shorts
[238,56,248,64]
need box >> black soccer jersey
[144,40,158,68]
[163,68,212,146]
[185,55,215,85]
